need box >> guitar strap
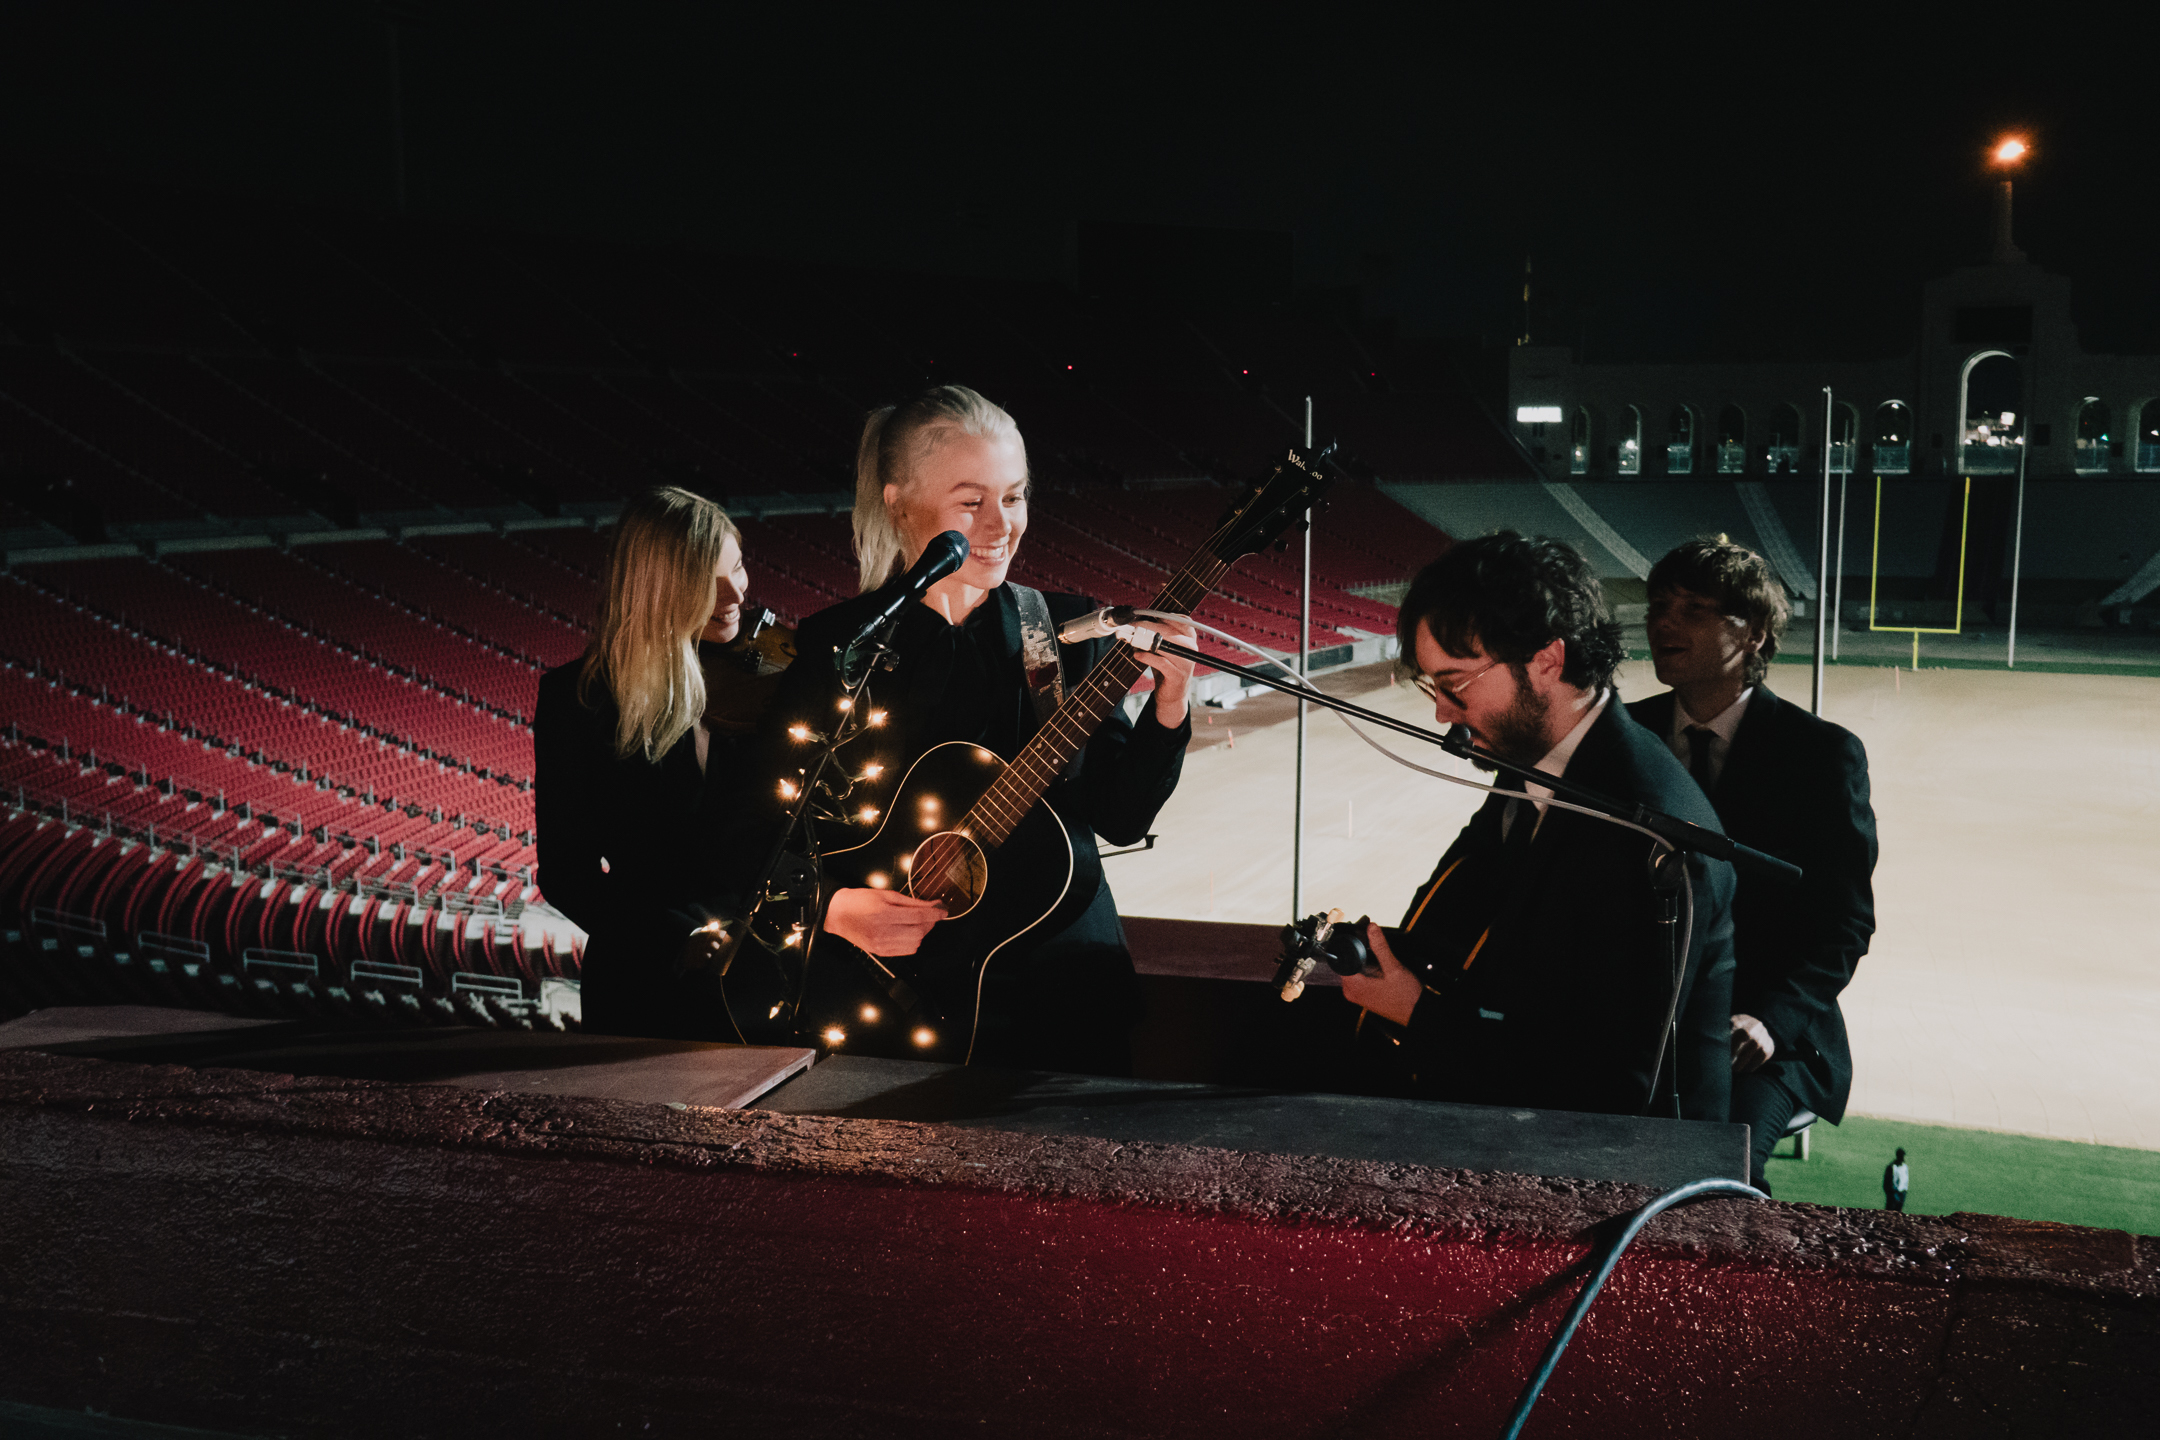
[1009,584,1078,781]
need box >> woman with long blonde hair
[727,386,1197,1074]
[535,485,751,1039]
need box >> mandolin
[761,447,1335,1062]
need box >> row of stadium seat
[274,540,588,670]
[10,561,539,789]
[0,807,575,1032]
[0,662,532,869]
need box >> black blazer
[533,658,743,1039]
[1394,700,1737,1122]
[1626,685,1876,1121]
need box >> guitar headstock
[1208,443,1338,564]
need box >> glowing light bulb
[863,763,884,779]
[867,872,890,888]
[1993,136,2027,165]
[837,697,853,712]
[768,1004,783,1019]
[911,1027,937,1048]
[787,723,810,742]
[823,1027,847,1047]
[859,807,879,823]
[868,710,887,726]
[778,779,798,800]
[859,1004,881,1024]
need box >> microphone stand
[714,612,907,1033]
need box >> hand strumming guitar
[1339,919,1424,1027]
[824,888,946,955]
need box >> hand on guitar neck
[825,887,946,956]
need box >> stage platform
[0,1003,1744,1188]
[3,1036,2152,1439]
[0,1006,815,1112]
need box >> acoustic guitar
[760,446,1335,1061]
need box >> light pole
[1988,135,2029,264]
[1989,133,2034,665]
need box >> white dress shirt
[1663,687,1754,790]
[1499,689,1609,843]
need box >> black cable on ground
[1500,1176,1767,1440]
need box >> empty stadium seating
[0,170,1491,1033]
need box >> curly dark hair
[1646,535,1790,684]
[1397,531,1624,692]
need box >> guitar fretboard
[961,543,1234,850]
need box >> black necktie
[1685,725,1718,793]
[1497,773,1536,860]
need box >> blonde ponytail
[851,385,1022,592]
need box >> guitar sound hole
[908,832,987,917]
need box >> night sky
[5,2,2156,363]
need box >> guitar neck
[961,550,1232,850]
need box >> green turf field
[1764,1113,2160,1235]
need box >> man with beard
[1341,533,1736,1121]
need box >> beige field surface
[1110,658,2160,1149]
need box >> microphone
[1056,605,1136,644]
[842,531,969,657]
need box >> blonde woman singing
[729,387,1196,1075]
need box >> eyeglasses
[1412,659,1502,706]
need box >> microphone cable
[1122,613,1754,1431]
[1500,1177,1767,1440]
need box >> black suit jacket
[533,656,745,1039]
[1626,685,1876,1121]
[1394,701,1737,1122]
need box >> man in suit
[1344,532,1736,1123]
[1627,536,1878,1193]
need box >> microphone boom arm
[1121,629,1801,885]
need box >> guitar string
[954,542,1232,849]
[919,544,1226,888]
[914,482,1289,898]
[976,550,1228,829]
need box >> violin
[700,606,797,735]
